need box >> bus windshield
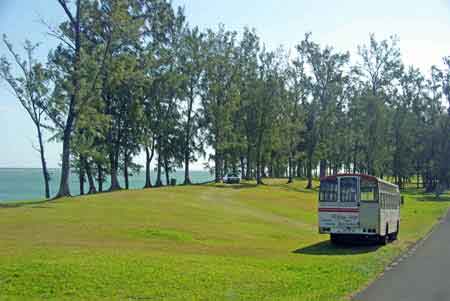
[319,180,338,202]
[340,177,357,202]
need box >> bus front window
[319,180,338,202]
[340,177,357,202]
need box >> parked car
[223,173,240,184]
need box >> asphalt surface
[355,212,450,301]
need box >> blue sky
[1,0,450,168]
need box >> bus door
[336,176,360,232]
[359,179,379,234]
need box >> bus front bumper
[319,227,378,235]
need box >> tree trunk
[255,128,265,185]
[36,125,50,199]
[164,156,170,186]
[55,0,81,199]
[109,149,121,191]
[287,153,293,183]
[261,160,267,178]
[79,156,85,196]
[256,159,264,184]
[55,123,73,198]
[144,146,154,188]
[124,153,129,190]
[352,142,358,174]
[155,152,163,187]
[240,156,245,178]
[319,160,327,178]
[97,163,103,193]
[215,151,222,183]
[333,164,339,175]
[268,154,274,178]
[245,146,251,180]
[296,159,302,178]
[417,172,420,189]
[184,91,194,185]
[182,141,190,185]
[224,159,228,177]
[183,157,191,185]
[84,158,97,194]
[255,140,263,185]
[306,155,313,189]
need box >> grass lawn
[0,179,449,301]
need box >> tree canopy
[1,0,449,198]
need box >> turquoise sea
[0,168,214,202]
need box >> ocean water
[0,168,214,202]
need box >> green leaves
[4,1,449,193]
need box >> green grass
[0,179,448,301]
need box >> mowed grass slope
[0,180,448,301]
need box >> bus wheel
[392,221,400,241]
[330,234,340,245]
[379,225,389,245]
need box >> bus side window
[361,185,376,202]
[387,194,389,209]
[388,194,391,209]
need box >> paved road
[355,212,450,301]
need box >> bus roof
[320,174,398,189]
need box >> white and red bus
[318,174,401,244]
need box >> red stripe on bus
[319,208,360,213]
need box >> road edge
[350,208,450,301]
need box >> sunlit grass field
[0,179,448,301]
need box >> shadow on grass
[401,188,428,195]
[269,183,319,194]
[0,199,55,209]
[30,205,55,209]
[207,183,259,190]
[194,178,321,193]
[293,240,381,256]
[419,194,450,202]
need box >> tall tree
[358,33,402,97]
[296,34,349,182]
[285,53,308,183]
[237,27,260,180]
[0,37,53,198]
[201,26,239,182]
[253,48,284,184]
[179,27,204,185]
[53,0,83,198]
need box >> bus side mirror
[401,196,404,205]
